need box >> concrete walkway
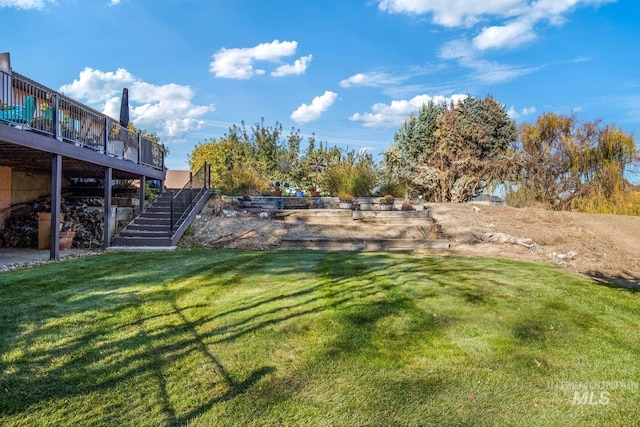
[0,248,101,270]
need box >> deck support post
[139,175,146,213]
[103,167,112,249]
[49,154,62,260]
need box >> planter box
[356,197,374,211]
[37,212,64,250]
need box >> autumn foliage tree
[507,113,576,207]
[383,95,518,202]
[508,113,639,213]
[188,119,379,196]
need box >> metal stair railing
[169,162,211,231]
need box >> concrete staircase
[111,189,213,249]
[276,208,450,251]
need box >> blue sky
[1,0,638,171]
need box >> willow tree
[507,113,575,207]
[384,95,518,202]
[510,112,638,212]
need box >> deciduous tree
[384,95,518,202]
[508,113,638,212]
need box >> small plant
[381,194,395,204]
[308,185,320,197]
[145,181,160,202]
[338,193,354,202]
[216,185,229,197]
[61,221,76,232]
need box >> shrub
[222,165,269,196]
[322,151,378,197]
[377,180,405,198]
[381,194,395,204]
[338,193,354,202]
[571,188,640,215]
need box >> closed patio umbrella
[119,87,129,128]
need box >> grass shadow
[2,250,639,426]
[0,251,285,423]
[586,270,640,293]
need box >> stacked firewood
[62,198,105,248]
[0,198,106,249]
[0,213,38,248]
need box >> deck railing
[0,69,166,170]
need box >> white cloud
[60,67,214,139]
[340,73,367,87]
[439,38,475,60]
[290,91,338,124]
[470,59,535,84]
[378,0,615,50]
[0,0,53,9]
[210,39,311,79]
[339,71,407,88]
[439,39,536,84]
[271,54,313,77]
[473,19,536,50]
[507,105,536,119]
[378,0,523,27]
[109,0,121,5]
[60,68,136,103]
[349,93,467,128]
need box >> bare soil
[185,200,640,288]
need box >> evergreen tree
[383,95,517,201]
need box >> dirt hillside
[186,201,640,288]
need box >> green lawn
[0,250,638,426]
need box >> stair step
[127,224,172,232]
[138,211,171,219]
[276,209,434,225]
[134,218,171,226]
[278,238,450,251]
[118,230,173,238]
[111,236,173,247]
